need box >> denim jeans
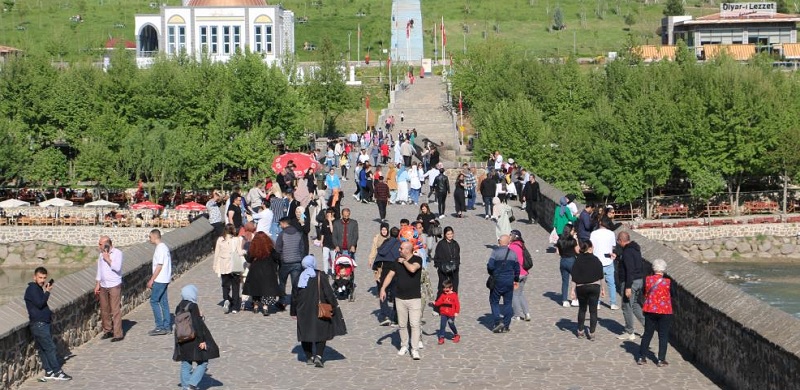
[409,188,421,204]
[489,287,514,328]
[639,313,673,361]
[269,221,282,242]
[438,315,458,338]
[322,247,336,274]
[466,188,476,209]
[30,322,61,374]
[603,264,617,306]
[180,360,208,388]
[278,262,303,305]
[483,196,493,217]
[512,276,530,317]
[559,256,576,302]
[150,282,171,330]
[622,278,645,334]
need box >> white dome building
[134,0,294,67]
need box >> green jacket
[552,206,577,235]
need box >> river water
[700,260,800,319]
[0,267,83,306]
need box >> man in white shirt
[254,207,274,234]
[147,229,173,335]
[590,219,618,310]
[494,151,504,171]
[246,180,266,213]
[422,166,440,203]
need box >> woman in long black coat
[453,174,467,218]
[433,226,461,298]
[242,232,281,315]
[291,255,347,368]
[173,285,220,390]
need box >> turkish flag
[441,19,446,46]
[365,95,370,109]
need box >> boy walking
[434,280,461,344]
[24,267,72,381]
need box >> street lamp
[348,31,352,63]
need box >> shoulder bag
[229,237,245,274]
[317,274,334,320]
[438,242,459,274]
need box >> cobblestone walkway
[19,185,720,389]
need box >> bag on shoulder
[317,276,334,320]
[440,260,458,274]
[522,246,534,271]
[508,207,515,223]
[175,302,196,343]
[230,238,245,274]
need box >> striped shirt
[269,197,289,221]
[464,172,477,190]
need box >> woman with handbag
[173,285,219,390]
[212,224,245,314]
[291,255,347,368]
[433,226,460,299]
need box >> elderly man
[616,231,646,340]
[487,234,520,334]
[95,235,124,342]
[380,241,423,360]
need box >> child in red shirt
[434,280,461,344]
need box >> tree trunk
[782,168,788,214]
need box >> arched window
[167,15,186,54]
[253,15,273,53]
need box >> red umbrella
[175,201,206,211]
[130,200,165,210]
[271,152,320,178]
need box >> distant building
[662,2,800,59]
[0,45,22,65]
[134,0,294,68]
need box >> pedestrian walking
[637,259,674,367]
[173,285,219,390]
[147,229,173,335]
[95,235,124,341]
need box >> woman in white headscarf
[492,197,513,239]
[291,255,347,368]
[173,285,219,390]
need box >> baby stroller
[332,252,357,302]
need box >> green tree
[304,38,356,135]
[553,7,565,30]
[24,148,68,186]
[663,0,685,16]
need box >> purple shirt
[96,247,123,288]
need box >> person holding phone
[95,236,125,342]
[25,267,73,381]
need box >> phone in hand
[604,253,611,258]
[48,278,54,286]
[103,243,111,253]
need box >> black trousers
[377,200,387,220]
[639,313,673,361]
[436,192,447,216]
[220,273,242,310]
[403,155,412,167]
[576,284,601,333]
[301,341,327,359]
[525,201,538,222]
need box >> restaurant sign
[720,2,777,18]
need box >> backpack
[175,302,196,343]
[522,246,534,271]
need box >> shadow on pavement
[376,331,400,349]
[198,373,223,388]
[542,291,563,305]
[121,319,137,334]
[476,313,495,330]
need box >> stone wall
[0,241,96,268]
[531,180,800,390]
[634,222,800,242]
[0,219,214,389]
[0,226,172,248]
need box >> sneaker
[637,357,648,365]
[587,331,595,341]
[484,215,490,220]
[492,323,505,333]
[431,310,439,316]
[438,215,445,219]
[657,360,669,367]
[438,337,445,345]
[571,299,579,307]
[223,300,230,314]
[231,310,238,314]
[616,332,636,341]
[610,304,620,310]
[397,346,409,356]
[524,313,531,322]
[44,371,57,380]
[379,319,392,326]
[51,371,72,381]
[147,328,162,336]
[562,301,571,308]
[352,194,359,200]
[411,350,421,360]
[577,329,585,338]
[313,355,324,368]
[452,334,461,343]
[418,341,424,349]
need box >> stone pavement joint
[18,181,721,389]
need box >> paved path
[18,181,720,389]
[391,0,424,62]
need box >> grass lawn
[0,0,721,61]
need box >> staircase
[390,0,424,63]
[385,76,461,162]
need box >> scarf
[181,285,198,303]
[297,255,317,288]
[559,196,568,217]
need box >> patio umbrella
[130,200,165,210]
[175,201,206,211]
[84,200,120,208]
[39,198,74,207]
[271,152,320,178]
[0,199,30,208]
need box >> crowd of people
[20,132,675,388]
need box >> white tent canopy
[84,200,120,208]
[0,199,29,208]
[39,198,74,207]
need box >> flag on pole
[358,24,361,38]
[406,23,410,39]
[366,94,370,110]
[441,17,446,46]
[459,93,463,114]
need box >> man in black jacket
[616,231,645,340]
[521,175,541,224]
[433,168,450,218]
[24,267,72,381]
[480,170,498,219]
